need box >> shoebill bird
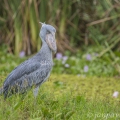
[0,23,57,99]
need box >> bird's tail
[0,87,3,95]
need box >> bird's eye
[47,31,50,34]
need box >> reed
[0,0,120,58]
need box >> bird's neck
[39,41,53,61]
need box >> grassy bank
[0,74,120,120]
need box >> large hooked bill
[46,32,57,53]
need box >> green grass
[0,46,120,119]
[0,74,120,120]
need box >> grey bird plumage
[0,23,57,99]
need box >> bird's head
[39,22,57,53]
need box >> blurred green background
[0,0,120,76]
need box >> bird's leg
[33,86,39,105]
[33,86,39,98]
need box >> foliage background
[0,0,120,76]
[0,1,120,119]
